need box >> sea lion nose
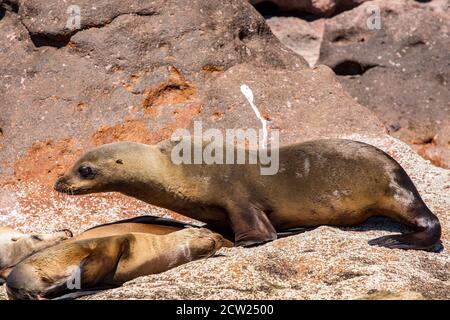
[58,229,73,238]
[54,177,66,192]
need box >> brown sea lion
[71,215,197,241]
[0,215,209,285]
[54,138,442,251]
[6,227,223,300]
[70,215,233,247]
[0,227,72,284]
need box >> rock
[318,0,450,168]
[266,16,324,66]
[0,0,384,234]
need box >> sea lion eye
[78,165,96,179]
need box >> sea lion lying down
[6,227,223,300]
[0,227,72,284]
[0,215,200,285]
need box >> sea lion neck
[115,145,192,209]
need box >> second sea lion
[6,227,223,300]
[0,227,72,284]
[70,215,233,247]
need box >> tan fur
[6,228,223,300]
[71,223,181,241]
[70,219,233,247]
[0,227,72,282]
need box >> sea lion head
[0,228,72,283]
[178,227,225,259]
[54,142,153,195]
[6,263,47,299]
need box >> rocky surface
[265,16,324,66]
[0,0,448,300]
[318,0,450,168]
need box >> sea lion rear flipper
[368,199,442,252]
[226,203,277,247]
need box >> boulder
[318,0,450,168]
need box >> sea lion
[6,227,223,300]
[70,215,233,247]
[0,227,72,284]
[0,216,196,284]
[71,215,197,241]
[54,138,442,251]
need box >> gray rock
[318,0,450,168]
[266,16,324,66]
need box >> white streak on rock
[240,84,268,148]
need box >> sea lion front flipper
[40,253,121,300]
[369,195,442,252]
[226,203,277,247]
